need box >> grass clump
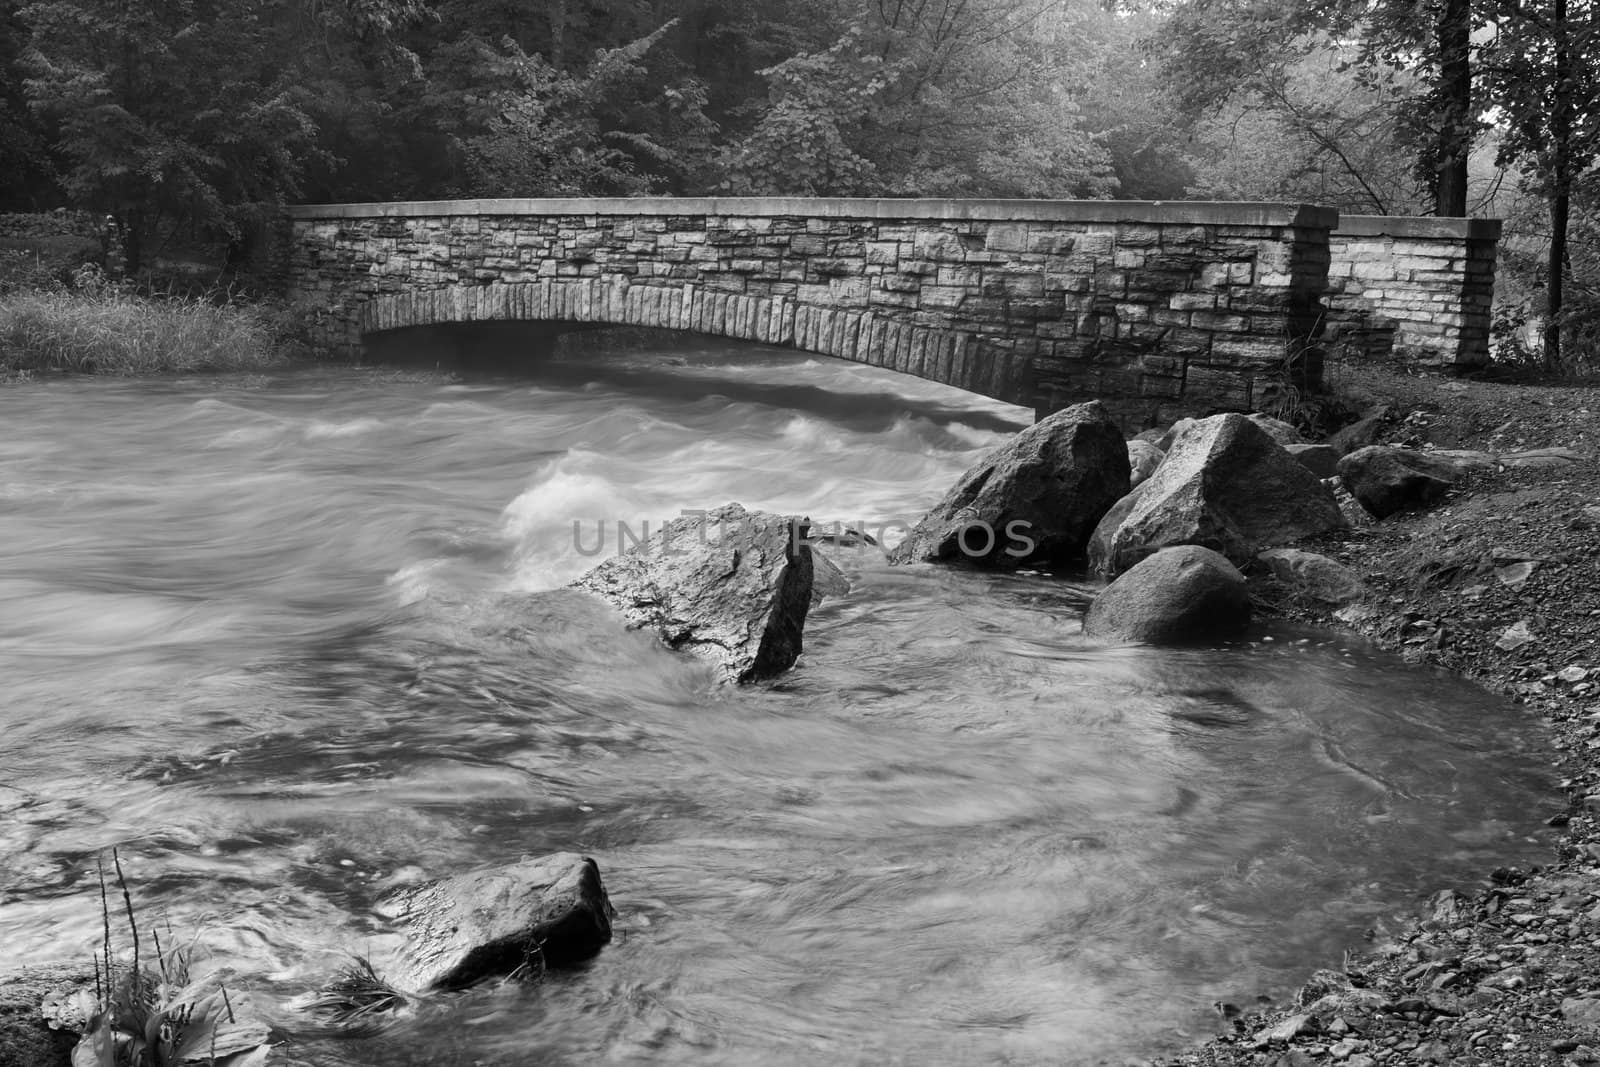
[300,957,411,1033]
[0,277,287,376]
[74,849,272,1067]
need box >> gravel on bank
[1158,369,1600,1067]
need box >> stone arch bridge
[282,198,1498,424]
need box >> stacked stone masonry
[282,198,1500,423]
[1324,216,1501,370]
[285,198,1341,426]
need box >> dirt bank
[1161,368,1600,1067]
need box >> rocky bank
[1157,368,1600,1067]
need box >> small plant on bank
[73,849,271,1067]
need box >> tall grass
[0,288,286,375]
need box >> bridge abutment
[1325,216,1501,372]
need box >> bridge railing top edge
[284,197,1339,229]
[1335,215,1503,241]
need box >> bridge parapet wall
[285,198,1336,424]
[1325,216,1501,371]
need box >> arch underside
[358,280,1034,407]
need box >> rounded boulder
[1083,545,1251,644]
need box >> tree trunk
[1547,188,1567,369]
[1435,0,1472,216]
[1545,0,1573,371]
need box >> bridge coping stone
[1338,215,1502,241]
[285,197,1338,230]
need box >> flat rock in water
[375,853,614,993]
[889,400,1129,567]
[1093,413,1343,577]
[1337,446,1461,519]
[572,503,813,684]
[1083,545,1251,644]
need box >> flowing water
[0,331,1560,1065]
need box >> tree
[1044,1,1196,201]
[0,0,54,208]
[1157,0,1478,215]
[1479,0,1600,368]
[1184,44,1429,214]
[721,0,1115,198]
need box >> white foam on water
[303,417,385,440]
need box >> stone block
[866,242,900,266]
[1116,224,1163,247]
[918,285,967,311]
[985,223,1031,253]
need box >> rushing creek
[0,332,1560,1065]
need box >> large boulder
[889,401,1129,567]
[573,503,812,683]
[1093,413,1345,577]
[376,853,615,993]
[1127,439,1165,489]
[1084,546,1251,644]
[1337,446,1461,519]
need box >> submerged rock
[1337,446,1461,519]
[1084,545,1251,644]
[888,400,1129,567]
[572,503,813,683]
[1093,413,1344,577]
[376,853,615,993]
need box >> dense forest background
[1,0,1597,366]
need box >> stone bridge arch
[356,276,1024,403]
[281,197,1500,423]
